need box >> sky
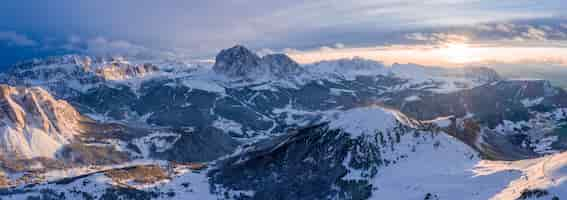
[1,0,566,70]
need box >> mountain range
[0,45,566,200]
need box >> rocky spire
[213,45,303,78]
[213,45,263,77]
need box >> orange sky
[287,41,567,67]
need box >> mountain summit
[213,45,263,77]
[213,45,302,78]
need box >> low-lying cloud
[0,31,37,47]
[405,33,470,44]
[60,36,178,60]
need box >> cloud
[495,24,516,33]
[472,21,567,41]
[313,43,347,52]
[68,35,81,44]
[61,35,82,51]
[60,36,177,59]
[540,25,553,32]
[520,26,547,41]
[406,33,469,44]
[318,46,335,52]
[475,23,517,33]
[282,48,302,54]
[3,0,563,58]
[333,43,345,49]
[84,37,147,56]
[256,48,275,57]
[0,31,37,47]
[405,33,429,41]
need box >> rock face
[94,62,159,81]
[0,84,87,159]
[213,45,302,78]
[213,45,263,77]
[260,53,303,77]
[0,55,162,99]
[8,55,160,82]
[210,124,362,200]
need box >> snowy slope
[371,135,567,200]
[475,151,567,199]
[328,107,500,199]
[331,108,567,200]
[0,84,88,158]
[1,107,567,200]
[370,132,516,200]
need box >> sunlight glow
[436,43,481,64]
[288,42,567,67]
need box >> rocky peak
[0,84,87,159]
[1,55,162,88]
[94,62,159,81]
[461,67,502,83]
[260,53,303,76]
[213,45,262,77]
[213,45,304,79]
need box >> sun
[437,43,480,64]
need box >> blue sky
[0,0,566,68]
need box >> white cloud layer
[520,27,547,41]
[60,36,177,59]
[406,33,470,44]
[473,23,567,41]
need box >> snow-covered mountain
[0,84,238,182]
[0,45,566,200]
[2,107,566,200]
[213,45,304,79]
[0,46,505,137]
[0,84,87,159]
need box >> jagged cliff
[0,84,88,158]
